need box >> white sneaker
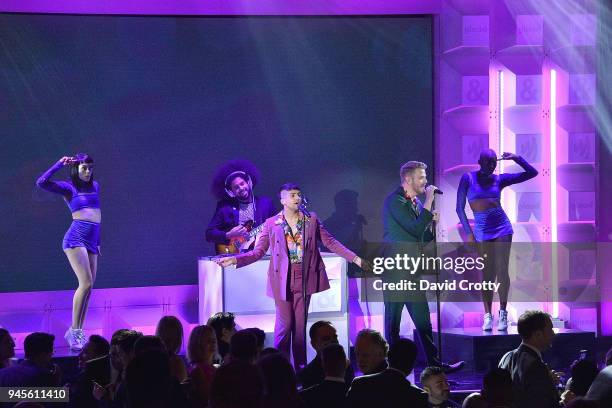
[64,327,85,351]
[498,310,509,331]
[75,329,87,348]
[482,313,493,331]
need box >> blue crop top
[36,161,100,212]
[456,156,538,237]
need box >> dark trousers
[384,295,439,365]
[382,241,439,365]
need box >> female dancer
[36,154,100,350]
[456,149,538,331]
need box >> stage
[1,1,611,406]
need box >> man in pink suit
[217,183,368,369]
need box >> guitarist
[206,160,276,254]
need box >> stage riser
[0,285,199,352]
[427,329,596,372]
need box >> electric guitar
[215,221,265,255]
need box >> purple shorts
[62,219,100,254]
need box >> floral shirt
[276,212,309,264]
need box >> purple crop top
[36,161,100,212]
[456,156,538,238]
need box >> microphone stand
[420,195,443,365]
[300,203,310,371]
[432,199,442,363]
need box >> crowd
[1,310,611,408]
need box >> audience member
[420,366,460,407]
[78,334,110,368]
[126,349,188,408]
[0,332,61,387]
[300,343,349,408]
[353,329,388,375]
[70,334,111,408]
[134,335,166,355]
[461,393,487,408]
[499,310,560,408]
[210,360,262,408]
[0,328,16,369]
[298,321,354,388]
[481,367,513,408]
[93,329,142,406]
[188,325,218,407]
[113,329,143,369]
[560,360,599,406]
[604,346,612,367]
[156,315,188,382]
[258,352,305,408]
[584,365,612,407]
[461,368,513,408]
[243,327,266,358]
[208,312,237,363]
[347,338,427,408]
[229,329,259,364]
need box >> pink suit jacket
[235,212,356,301]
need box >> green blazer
[383,186,434,243]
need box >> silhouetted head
[156,315,184,355]
[354,329,388,375]
[230,329,259,363]
[389,338,418,375]
[309,321,338,355]
[321,343,347,378]
[24,332,54,365]
[517,310,554,352]
[0,328,16,366]
[482,367,513,406]
[188,325,218,365]
[568,359,599,396]
[478,149,497,176]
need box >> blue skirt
[473,207,513,242]
[62,220,100,254]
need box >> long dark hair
[69,153,94,191]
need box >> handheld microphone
[299,203,311,217]
[434,189,444,195]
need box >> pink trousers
[273,263,311,370]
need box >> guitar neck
[247,223,264,238]
[215,223,264,255]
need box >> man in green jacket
[382,161,463,374]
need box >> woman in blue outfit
[456,149,538,331]
[36,154,101,350]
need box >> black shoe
[438,360,465,374]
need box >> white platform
[198,253,349,361]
